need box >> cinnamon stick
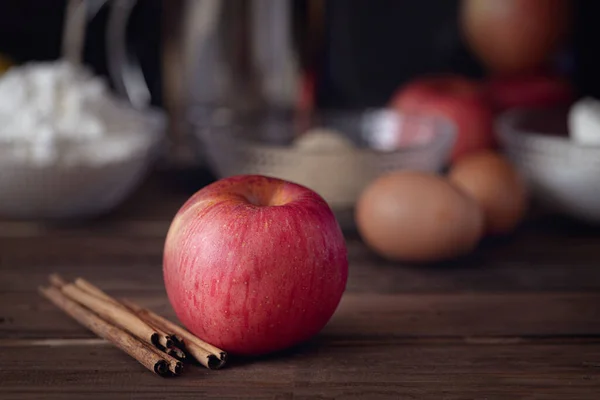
[46,274,224,374]
[140,340,183,376]
[60,283,162,348]
[166,346,187,361]
[73,277,175,349]
[49,273,68,288]
[52,275,169,347]
[122,299,227,370]
[39,285,170,377]
[74,277,115,303]
[46,275,183,376]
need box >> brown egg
[355,171,484,262]
[449,150,528,235]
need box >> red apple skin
[163,175,348,356]
[390,75,495,162]
[486,72,574,112]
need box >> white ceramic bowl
[0,108,166,221]
[496,107,600,223]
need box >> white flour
[0,60,151,167]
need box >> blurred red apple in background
[163,175,348,356]
[390,75,494,162]
[486,72,574,112]
[460,0,572,75]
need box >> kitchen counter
[1,175,599,399]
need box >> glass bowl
[0,106,166,221]
[190,107,456,228]
[496,107,600,223]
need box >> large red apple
[163,175,348,356]
[390,75,494,162]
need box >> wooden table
[1,175,599,399]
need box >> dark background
[0,0,598,109]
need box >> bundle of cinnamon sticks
[39,273,227,377]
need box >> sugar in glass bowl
[191,107,456,228]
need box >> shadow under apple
[222,336,329,369]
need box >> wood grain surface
[1,175,599,399]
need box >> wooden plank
[326,292,600,338]
[2,291,599,340]
[346,238,600,293]
[0,237,165,285]
[3,236,600,293]
[0,341,598,399]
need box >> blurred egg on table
[355,171,484,263]
[449,150,528,235]
[568,97,600,146]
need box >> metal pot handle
[106,0,151,110]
